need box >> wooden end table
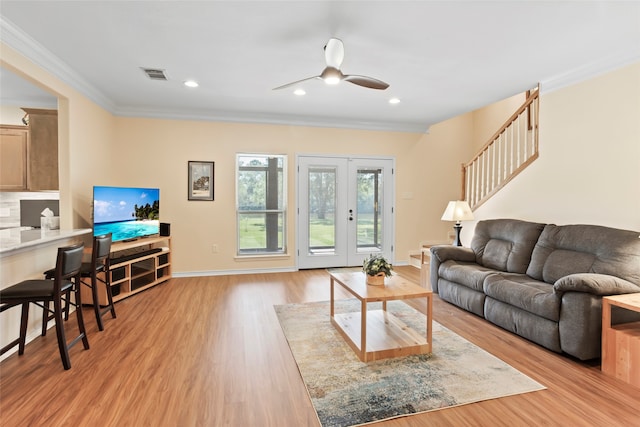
[602,293,640,388]
[329,270,433,362]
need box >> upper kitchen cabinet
[0,125,29,190]
[0,108,58,191]
[23,108,58,191]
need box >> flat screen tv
[93,186,160,243]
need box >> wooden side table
[601,293,640,388]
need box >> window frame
[235,153,287,256]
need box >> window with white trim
[236,154,287,255]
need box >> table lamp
[441,200,474,246]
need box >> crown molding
[540,51,640,94]
[115,106,431,134]
[1,16,116,111]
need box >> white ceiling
[1,1,639,133]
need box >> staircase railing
[461,88,539,210]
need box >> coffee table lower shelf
[331,309,431,362]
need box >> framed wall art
[188,161,214,201]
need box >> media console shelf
[81,236,171,306]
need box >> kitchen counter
[0,227,91,257]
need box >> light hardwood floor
[1,266,638,426]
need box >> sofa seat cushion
[483,273,561,322]
[438,261,496,292]
[437,279,486,317]
[485,297,562,353]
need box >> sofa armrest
[554,273,640,296]
[430,245,476,263]
[429,245,476,294]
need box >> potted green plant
[362,254,393,286]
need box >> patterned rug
[274,299,545,427]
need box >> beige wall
[62,96,115,229]
[463,61,640,243]
[111,116,474,273]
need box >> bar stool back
[86,233,116,330]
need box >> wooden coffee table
[329,270,433,362]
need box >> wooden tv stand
[81,236,172,306]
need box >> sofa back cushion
[526,224,640,285]
[471,219,546,274]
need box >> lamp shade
[441,201,474,222]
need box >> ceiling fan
[273,38,389,91]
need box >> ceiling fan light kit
[274,38,389,91]
[320,67,342,85]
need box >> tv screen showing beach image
[93,186,160,242]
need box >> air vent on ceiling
[141,68,168,81]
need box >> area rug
[274,299,545,427]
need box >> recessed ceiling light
[294,89,306,96]
[184,80,199,88]
[389,97,400,104]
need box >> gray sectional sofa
[429,219,640,360]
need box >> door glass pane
[308,167,336,254]
[356,168,383,252]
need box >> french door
[297,155,394,269]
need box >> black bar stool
[0,243,89,370]
[42,233,116,332]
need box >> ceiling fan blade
[324,38,344,69]
[343,75,389,90]
[272,75,321,90]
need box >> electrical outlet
[211,244,218,253]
